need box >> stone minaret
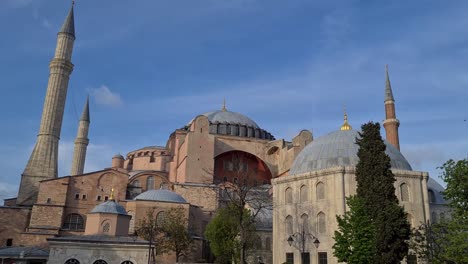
[383,65,400,150]
[71,96,90,176]
[17,4,76,206]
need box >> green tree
[159,207,194,262]
[135,207,193,263]
[205,202,257,264]
[437,158,468,263]
[410,221,450,264]
[333,195,376,264]
[354,122,410,263]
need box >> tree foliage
[333,195,376,264]
[213,152,272,264]
[333,122,410,264]
[135,207,193,262]
[205,202,257,264]
[437,158,468,263]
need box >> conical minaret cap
[385,64,394,102]
[60,2,75,37]
[80,96,90,122]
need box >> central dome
[188,108,275,140]
[201,110,259,128]
[290,130,412,175]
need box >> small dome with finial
[340,109,352,131]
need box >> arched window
[432,212,438,223]
[285,215,293,235]
[147,176,155,190]
[132,180,140,187]
[156,211,166,227]
[400,183,410,202]
[317,212,326,234]
[63,214,84,230]
[428,189,436,203]
[316,182,325,200]
[121,261,134,264]
[265,237,271,251]
[301,213,309,233]
[93,260,108,264]
[65,259,80,264]
[285,187,292,204]
[440,212,445,220]
[300,185,308,203]
[102,221,110,233]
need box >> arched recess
[400,183,410,202]
[316,182,325,200]
[213,150,272,185]
[285,215,293,235]
[285,187,293,204]
[300,185,308,202]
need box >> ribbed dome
[134,189,187,203]
[91,200,128,215]
[197,110,259,128]
[290,130,412,175]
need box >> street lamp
[287,225,320,264]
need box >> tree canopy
[333,122,410,264]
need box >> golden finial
[221,98,227,112]
[110,188,115,201]
[340,106,352,131]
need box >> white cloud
[90,85,123,107]
[58,140,116,177]
[0,182,18,200]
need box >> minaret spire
[382,64,401,150]
[17,4,76,205]
[71,96,90,176]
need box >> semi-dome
[91,200,128,215]
[290,130,412,175]
[134,189,187,203]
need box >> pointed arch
[285,215,293,235]
[316,182,325,200]
[400,183,410,201]
[301,213,309,233]
[285,187,293,204]
[300,185,308,202]
[317,212,326,234]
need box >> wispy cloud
[0,182,18,200]
[90,85,123,107]
[3,0,33,9]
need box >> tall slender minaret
[17,3,76,206]
[383,64,400,150]
[71,96,90,176]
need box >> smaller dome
[91,200,128,215]
[134,189,187,203]
[427,177,448,204]
[112,154,124,159]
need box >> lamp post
[287,225,320,264]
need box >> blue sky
[0,0,467,199]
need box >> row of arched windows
[65,259,133,264]
[285,182,325,204]
[285,213,327,235]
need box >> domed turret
[112,153,124,168]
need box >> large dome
[134,189,187,203]
[188,109,275,140]
[290,130,412,175]
[200,110,259,128]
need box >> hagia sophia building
[0,4,449,264]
